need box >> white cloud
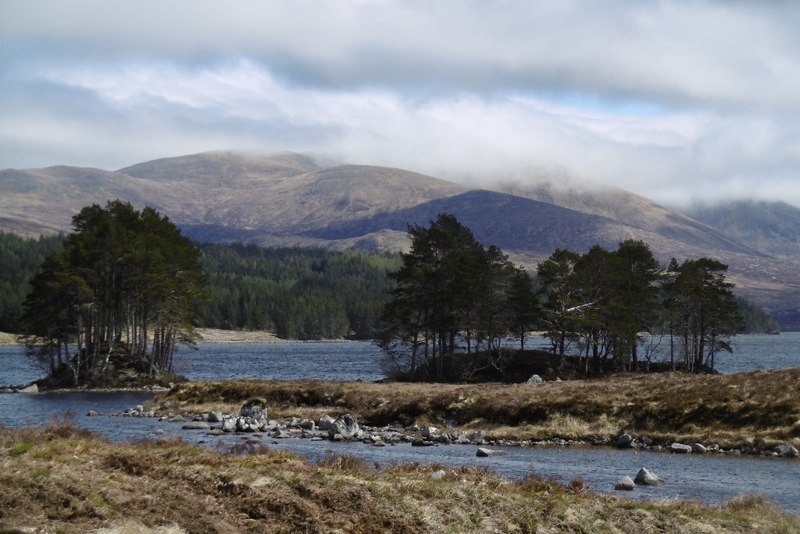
[1,0,799,207]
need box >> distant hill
[1,151,798,329]
[683,200,800,260]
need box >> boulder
[328,414,361,440]
[240,399,268,421]
[669,442,693,454]
[774,444,799,458]
[476,447,506,457]
[421,426,438,439]
[182,421,210,430]
[221,417,237,433]
[299,418,316,430]
[19,384,39,393]
[634,467,663,486]
[318,415,336,431]
[208,411,224,423]
[469,431,486,444]
[616,433,635,448]
[614,476,636,491]
[526,374,544,384]
[691,443,707,454]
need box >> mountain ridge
[1,151,798,329]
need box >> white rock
[634,467,663,486]
[615,476,636,491]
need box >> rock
[774,444,799,458]
[411,439,435,447]
[421,426,438,439]
[182,421,210,430]
[299,418,316,430]
[240,399,268,421]
[19,384,39,393]
[221,417,237,433]
[318,415,336,431]
[208,411,224,423]
[616,433,634,448]
[430,470,446,480]
[669,442,693,454]
[476,447,506,457]
[469,431,486,444]
[328,414,361,440]
[634,467,663,486]
[87,410,100,416]
[691,443,707,454]
[614,476,636,491]
[526,374,543,384]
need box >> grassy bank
[2,423,798,533]
[156,368,800,452]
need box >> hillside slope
[1,151,798,328]
[684,200,800,260]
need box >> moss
[7,441,34,456]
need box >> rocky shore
[118,395,800,462]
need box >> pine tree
[18,201,205,386]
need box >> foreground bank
[152,368,800,456]
[2,424,797,533]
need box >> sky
[2,1,800,208]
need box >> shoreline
[4,425,797,533]
[140,370,800,461]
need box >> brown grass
[158,369,800,450]
[2,423,798,533]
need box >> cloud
[2,1,799,207]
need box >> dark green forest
[0,231,779,341]
[0,232,65,333]
[197,243,400,339]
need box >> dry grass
[0,331,18,345]
[2,423,798,533]
[159,369,800,450]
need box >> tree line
[2,208,778,383]
[379,213,750,380]
[197,243,399,339]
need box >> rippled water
[1,335,798,514]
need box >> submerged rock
[182,421,210,430]
[615,476,636,491]
[669,442,693,454]
[476,447,506,457]
[634,467,663,486]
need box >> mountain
[682,200,800,260]
[1,151,798,329]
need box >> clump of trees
[18,201,205,386]
[377,214,538,379]
[379,213,744,381]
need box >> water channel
[1,334,798,514]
